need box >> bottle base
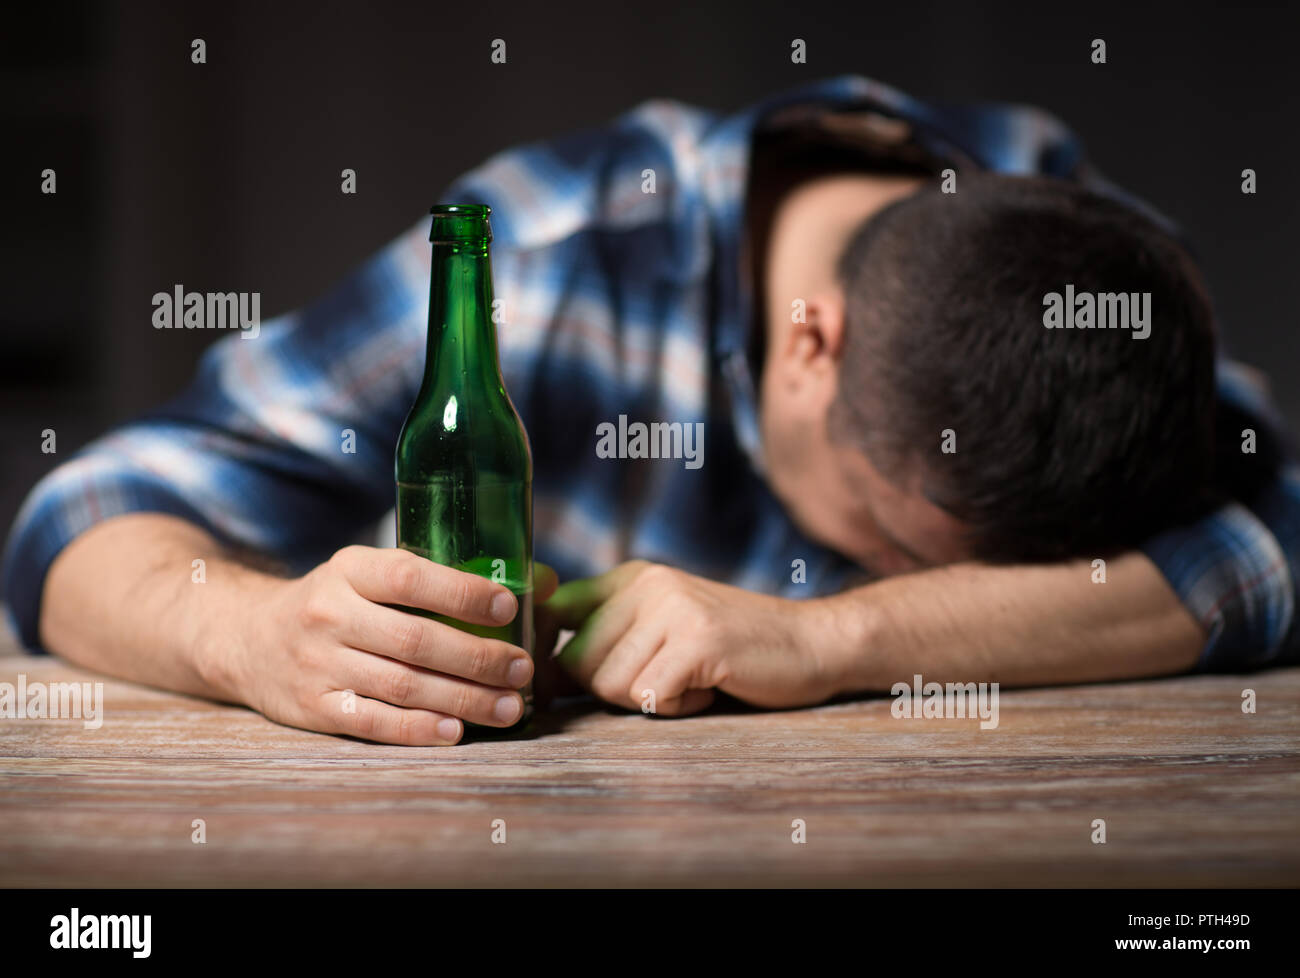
[460,711,535,742]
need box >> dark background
[2,0,1296,538]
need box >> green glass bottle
[395,204,534,736]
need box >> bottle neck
[422,240,504,397]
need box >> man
[4,75,1297,745]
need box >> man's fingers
[589,628,664,709]
[337,595,531,687]
[333,649,526,728]
[336,547,516,627]
[540,560,650,631]
[541,560,658,683]
[534,563,559,603]
[632,651,715,717]
[661,688,716,717]
[540,578,608,632]
[319,690,463,746]
[553,584,643,686]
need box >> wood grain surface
[2,643,1297,887]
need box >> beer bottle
[395,204,534,735]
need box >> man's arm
[1,213,550,744]
[39,513,256,701]
[540,551,1203,715]
[824,551,1203,693]
[39,512,549,744]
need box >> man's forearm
[818,551,1205,692]
[39,513,273,702]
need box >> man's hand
[538,560,836,715]
[214,547,559,745]
[40,514,558,747]
[538,551,1207,719]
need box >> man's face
[756,295,972,578]
[752,169,971,576]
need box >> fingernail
[494,695,521,723]
[508,658,532,687]
[491,591,516,623]
[437,718,461,741]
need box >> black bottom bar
[0,887,1289,965]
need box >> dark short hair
[830,173,1218,562]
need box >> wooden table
[2,644,1298,887]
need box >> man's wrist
[801,586,889,698]
[189,557,277,705]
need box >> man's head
[757,173,1217,575]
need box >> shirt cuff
[2,457,218,654]
[1140,501,1296,672]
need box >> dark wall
[3,0,1297,535]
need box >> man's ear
[799,290,847,363]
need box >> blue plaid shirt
[5,75,1297,671]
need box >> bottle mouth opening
[429,203,492,243]
[430,204,490,217]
